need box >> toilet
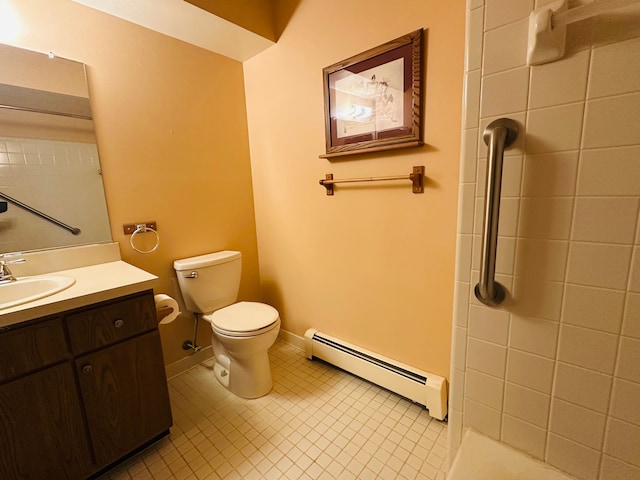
[173,250,281,399]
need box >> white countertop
[0,260,158,328]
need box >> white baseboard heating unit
[304,329,448,420]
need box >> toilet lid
[209,301,279,333]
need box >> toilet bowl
[205,301,280,398]
[173,251,281,399]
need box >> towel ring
[130,224,159,254]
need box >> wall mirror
[0,43,111,254]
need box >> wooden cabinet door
[76,331,172,467]
[0,363,94,480]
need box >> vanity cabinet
[0,325,94,479]
[0,290,172,479]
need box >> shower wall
[449,1,640,479]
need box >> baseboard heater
[304,329,448,420]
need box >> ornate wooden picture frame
[321,29,424,159]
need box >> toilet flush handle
[184,271,198,279]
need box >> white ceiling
[70,0,274,62]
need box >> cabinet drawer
[66,293,157,354]
[0,318,68,384]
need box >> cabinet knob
[82,364,93,374]
[114,319,125,328]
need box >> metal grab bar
[0,191,81,235]
[474,118,519,306]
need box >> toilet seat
[206,301,279,337]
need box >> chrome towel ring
[130,223,159,254]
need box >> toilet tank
[173,250,242,314]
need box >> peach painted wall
[184,0,277,41]
[3,0,261,364]
[244,0,466,378]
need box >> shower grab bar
[527,0,640,65]
[0,191,81,235]
[554,0,640,27]
[474,118,519,307]
[0,83,93,120]
[0,103,92,120]
[319,166,424,195]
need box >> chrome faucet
[0,256,25,283]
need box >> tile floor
[99,340,448,480]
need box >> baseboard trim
[165,345,214,379]
[164,329,305,378]
[278,329,305,351]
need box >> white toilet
[173,250,281,399]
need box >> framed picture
[321,29,424,159]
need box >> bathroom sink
[0,275,75,310]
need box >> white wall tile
[476,155,523,198]
[451,369,466,412]
[506,349,555,394]
[577,146,640,196]
[615,337,640,383]
[472,235,516,275]
[469,270,514,308]
[529,49,590,109]
[501,414,547,460]
[460,128,479,183]
[600,455,640,480]
[500,152,524,197]
[566,243,632,290]
[610,378,640,426]
[464,70,482,129]
[458,183,476,234]
[509,315,559,358]
[455,234,473,283]
[526,103,584,154]
[554,362,612,413]
[498,198,520,237]
[485,0,533,31]
[453,327,468,370]
[562,284,625,334]
[515,240,569,287]
[477,113,527,156]
[480,67,530,118]
[456,2,640,477]
[466,7,484,72]
[463,398,502,440]
[629,247,640,293]
[503,382,550,428]
[522,152,578,197]
[589,36,640,99]
[572,197,639,245]
[511,277,564,321]
[603,418,640,467]
[483,19,529,75]
[546,433,601,480]
[550,398,607,450]
[448,409,464,453]
[468,304,510,345]
[558,324,619,374]
[583,93,640,149]
[465,368,504,410]
[467,337,507,378]
[454,281,471,328]
[592,2,640,47]
[622,293,640,339]
[518,198,573,240]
